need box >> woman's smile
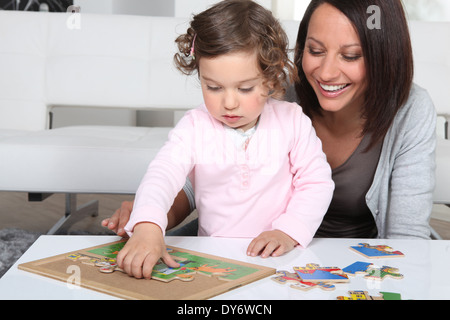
[317,81,352,98]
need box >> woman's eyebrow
[340,43,361,49]
[306,36,361,49]
[306,36,324,46]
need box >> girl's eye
[207,85,221,91]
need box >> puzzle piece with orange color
[350,243,405,259]
[294,263,349,283]
[337,290,402,300]
[271,270,336,291]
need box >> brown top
[315,133,383,238]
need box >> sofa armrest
[438,113,449,139]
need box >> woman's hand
[101,200,134,237]
[247,230,298,258]
[102,188,192,237]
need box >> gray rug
[0,228,115,278]
[0,228,41,278]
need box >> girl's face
[302,3,367,115]
[199,51,269,132]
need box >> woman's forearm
[166,189,192,230]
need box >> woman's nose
[318,55,340,82]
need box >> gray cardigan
[183,84,437,239]
[366,84,436,239]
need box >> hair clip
[189,34,197,60]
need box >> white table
[1,235,450,300]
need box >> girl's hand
[247,230,298,258]
[116,222,179,279]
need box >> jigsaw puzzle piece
[337,290,402,300]
[350,243,405,259]
[271,270,336,291]
[364,265,404,281]
[342,261,373,276]
[294,264,349,283]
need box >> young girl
[117,0,334,279]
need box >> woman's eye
[342,54,362,62]
[239,87,254,93]
[307,47,324,56]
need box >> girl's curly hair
[174,0,298,99]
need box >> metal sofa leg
[47,194,99,235]
[430,226,443,240]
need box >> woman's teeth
[320,83,348,92]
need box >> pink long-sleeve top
[125,99,334,248]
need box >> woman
[103,0,436,240]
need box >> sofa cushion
[0,126,171,194]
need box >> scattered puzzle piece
[337,290,402,300]
[271,270,336,291]
[270,243,406,295]
[364,265,404,281]
[350,243,405,259]
[342,261,403,281]
[294,264,349,283]
[342,261,373,276]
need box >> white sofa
[0,11,202,195]
[0,11,448,233]
[0,11,204,233]
[408,21,450,206]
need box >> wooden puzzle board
[18,240,275,300]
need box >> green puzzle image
[87,242,259,281]
[88,241,125,259]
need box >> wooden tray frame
[18,240,275,300]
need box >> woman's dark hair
[174,0,298,99]
[294,0,414,150]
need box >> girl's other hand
[247,230,298,258]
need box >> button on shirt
[224,124,257,190]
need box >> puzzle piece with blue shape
[271,270,336,291]
[294,263,349,283]
[342,261,403,281]
[350,243,404,259]
[342,261,373,276]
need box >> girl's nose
[223,91,239,110]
